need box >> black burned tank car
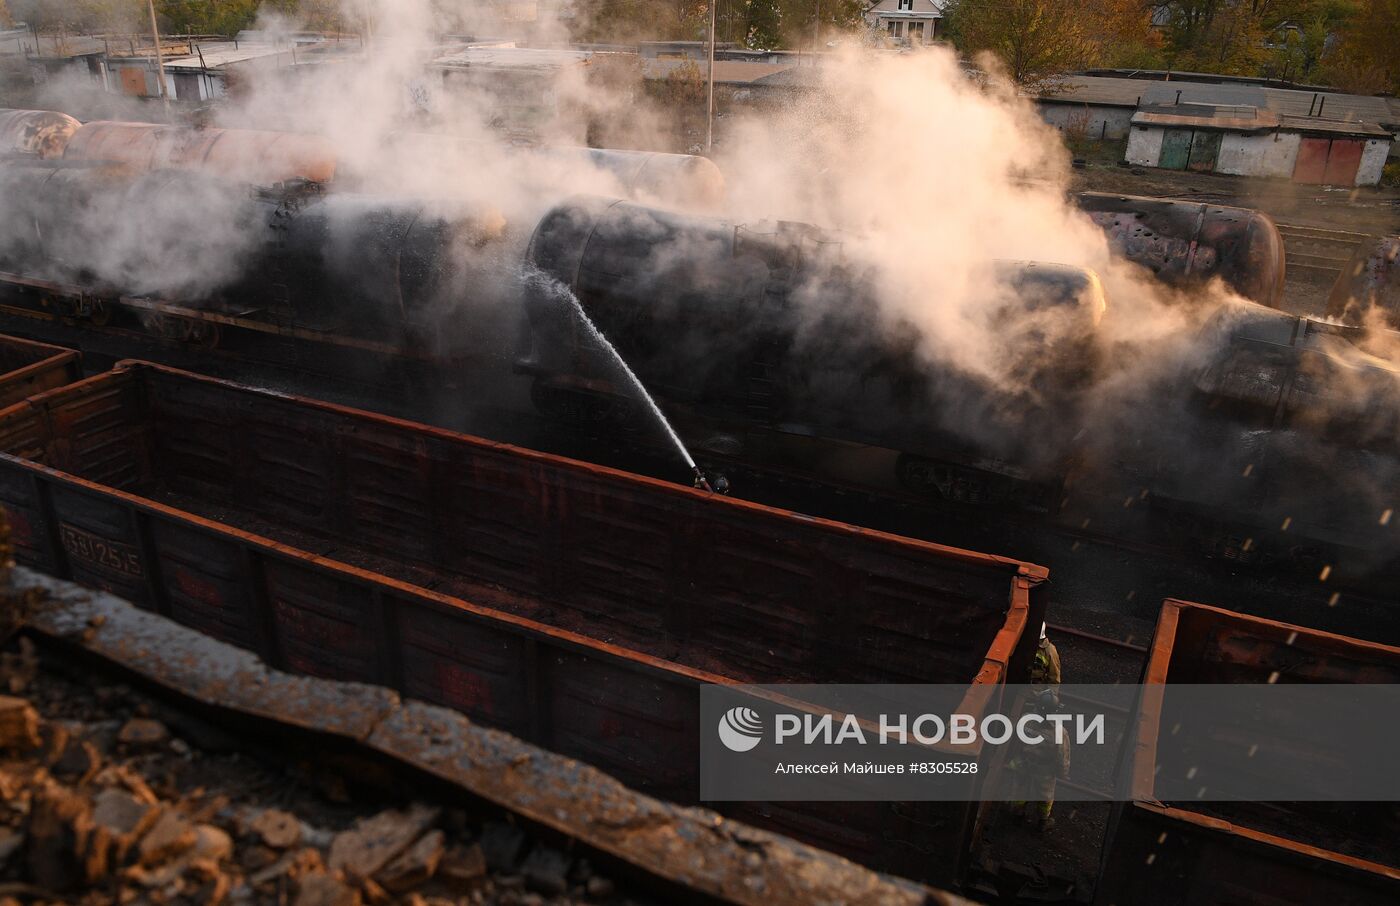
[1326,236,1400,329]
[0,160,133,284]
[0,159,503,350]
[518,196,1106,508]
[1075,192,1286,309]
[1140,301,1400,575]
[247,189,504,343]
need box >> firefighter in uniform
[1031,622,1061,690]
[1008,688,1071,831]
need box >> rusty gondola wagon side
[0,360,1048,889]
[1096,599,1400,906]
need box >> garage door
[1322,140,1363,185]
[118,67,148,97]
[1188,131,1222,171]
[1294,137,1363,185]
[1160,129,1193,170]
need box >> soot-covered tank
[0,159,504,349]
[1075,192,1286,308]
[518,196,1107,507]
[54,114,724,208]
[380,133,726,209]
[1326,236,1400,329]
[1141,301,1400,573]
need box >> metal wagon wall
[0,361,1047,887]
[1096,599,1400,905]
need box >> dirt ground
[1069,143,1400,236]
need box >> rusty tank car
[0,108,81,159]
[1074,192,1287,308]
[61,119,339,185]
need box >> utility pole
[813,0,820,56]
[145,0,169,115]
[706,0,716,152]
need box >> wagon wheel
[182,319,221,350]
[88,298,112,327]
[139,311,170,337]
[895,453,939,495]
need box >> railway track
[1275,222,1371,281]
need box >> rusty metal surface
[1075,192,1286,309]
[0,360,1044,886]
[1096,599,1400,905]
[62,121,337,185]
[0,334,81,411]
[16,568,973,906]
[1326,236,1400,329]
[0,109,80,159]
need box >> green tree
[1324,0,1400,92]
[945,0,1093,84]
[744,0,782,47]
[776,0,866,48]
[156,0,261,36]
[572,0,709,42]
[1157,0,1337,76]
[10,0,142,32]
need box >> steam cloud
[10,0,1399,562]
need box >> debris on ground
[0,642,642,905]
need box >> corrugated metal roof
[434,47,593,70]
[1276,115,1392,137]
[163,42,300,71]
[642,59,801,85]
[1035,76,1149,107]
[1131,106,1280,132]
[1386,97,1400,127]
[1129,107,1389,138]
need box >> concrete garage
[1037,75,1396,185]
[1126,104,1390,186]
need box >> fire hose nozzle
[692,468,713,492]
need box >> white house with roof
[864,0,945,44]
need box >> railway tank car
[2,106,726,207]
[379,132,726,209]
[1074,192,1286,308]
[0,108,80,159]
[1326,235,1400,328]
[518,196,1108,510]
[1137,301,1400,575]
[61,119,339,185]
[518,196,1400,579]
[0,159,505,353]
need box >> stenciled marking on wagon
[58,523,143,577]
